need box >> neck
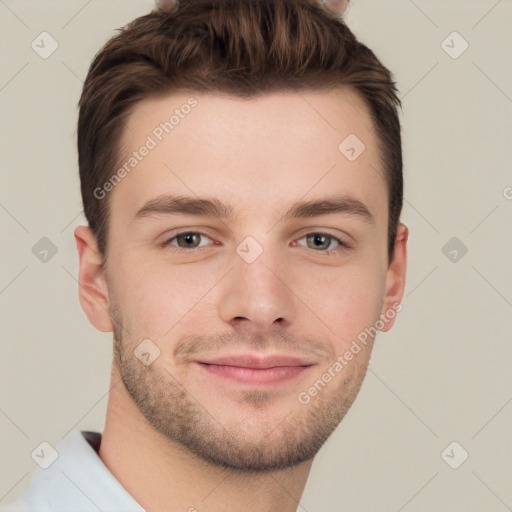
[99,366,313,512]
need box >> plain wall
[1,1,511,510]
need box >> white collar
[1,430,145,512]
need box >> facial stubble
[111,303,370,473]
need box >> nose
[218,243,297,333]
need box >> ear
[379,223,408,332]
[74,225,114,333]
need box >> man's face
[84,89,405,471]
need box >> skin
[74,88,408,512]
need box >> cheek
[303,259,386,349]
[113,258,222,338]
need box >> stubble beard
[111,310,369,473]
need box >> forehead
[110,88,385,227]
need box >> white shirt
[0,430,145,512]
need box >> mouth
[195,353,315,385]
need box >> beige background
[1,0,511,510]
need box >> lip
[195,353,315,369]
[195,353,315,386]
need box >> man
[1,0,407,510]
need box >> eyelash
[161,231,350,256]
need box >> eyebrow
[133,194,374,224]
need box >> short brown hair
[78,0,402,263]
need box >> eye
[294,233,349,254]
[162,232,214,252]
[161,231,350,255]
